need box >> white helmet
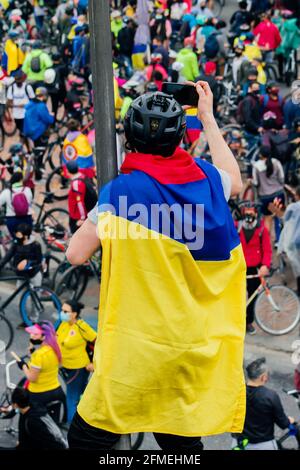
[44,69,56,85]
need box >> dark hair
[10,172,23,186]
[12,387,30,408]
[64,300,85,317]
[260,146,274,178]
[246,357,268,380]
[239,0,248,9]
[15,223,32,237]
[67,118,81,132]
[66,160,79,174]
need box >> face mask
[252,90,260,96]
[235,51,243,57]
[16,237,24,245]
[60,312,71,322]
[30,338,43,345]
[242,215,257,230]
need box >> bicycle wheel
[55,265,89,301]
[211,0,225,17]
[254,285,300,335]
[265,63,278,82]
[2,111,17,137]
[41,208,70,252]
[45,167,69,201]
[47,142,62,171]
[0,313,14,351]
[19,286,62,328]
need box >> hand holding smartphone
[162,82,199,107]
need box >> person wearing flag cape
[66,81,246,451]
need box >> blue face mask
[60,312,71,322]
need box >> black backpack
[30,53,42,74]
[75,177,98,213]
[269,131,292,164]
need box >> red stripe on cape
[120,148,206,185]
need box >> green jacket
[177,48,200,81]
[111,19,123,39]
[275,18,300,56]
[22,49,53,82]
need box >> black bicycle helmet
[124,92,186,157]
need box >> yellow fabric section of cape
[78,214,246,436]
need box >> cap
[169,50,177,59]
[8,30,20,39]
[111,10,121,19]
[204,61,217,75]
[25,324,43,335]
[35,86,48,97]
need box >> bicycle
[33,191,70,251]
[0,273,62,350]
[277,389,300,450]
[53,254,101,301]
[247,270,300,335]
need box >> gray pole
[88,0,130,450]
[89,0,118,187]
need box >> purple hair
[40,321,62,364]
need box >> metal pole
[89,0,118,187]
[88,0,130,451]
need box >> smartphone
[162,82,199,107]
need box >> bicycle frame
[246,275,280,311]
[0,276,29,312]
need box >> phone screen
[162,82,199,107]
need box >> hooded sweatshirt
[23,99,54,141]
[177,47,200,80]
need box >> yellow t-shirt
[57,320,97,370]
[28,345,60,393]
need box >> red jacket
[253,20,281,51]
[238,222,272,268]
[68,174,87,221]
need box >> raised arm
[194,81,243,196]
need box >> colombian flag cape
[78,149,246,436]
[62,131,95,177]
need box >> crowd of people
[0,0,299,452]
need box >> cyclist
[66,83,246,451]
[253,11,282,63]
[260,82,285,130]
[23,86,55,179]
[16,321,66,423]
[66,159,97,234]
[237,81,263,149]
[0,172,33,237]
[2,29,25,76]
[236,203,272,335]
[8,387,67,450]
[0,222,42,285]
[6,69,35,136]
[232,357,296,450]
[57,299,97,424]
[63,118,96,179]
[252,145,285,236]
[21,40,53,88]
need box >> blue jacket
[23,100,54,141]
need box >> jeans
[61,368,89,424]
[68,412,203,451]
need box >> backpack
[30,53,42,74]
[204,33,220,59]
[262,95,283,108]
[74,177,98,213]
[11,189,29,216]
[269,131,292,164]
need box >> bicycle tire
[131,433,145,450]
[47,142,62,171]
[55,265,89,301]
[40,208,70,252]
[45,167,69,201]
[0,313,14,350]
[2,112,17,137]
[265,64,278,82]
[43,254,61,289]
[254,285,300,335]
[19,286,62,328]
[211,0,224,17]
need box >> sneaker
[246,324,257,335]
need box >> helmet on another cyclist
[35,87,48,100]
[240,202,259,229]
[51,52,61,63]
[262,111,277,130]
[281,9,293,19]
[32,40,42,50]
[66,160,79,174]
[151,53,163,64]
[146,82,159,93]
[124,92,186,157]
[44,68,56,85]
